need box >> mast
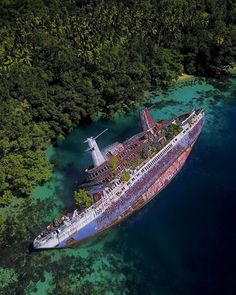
[84,129,108,167]
[140,108,155,132]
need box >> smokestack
[84,129,108,167]
[86,137,106,167]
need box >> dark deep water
[27,76,236,295]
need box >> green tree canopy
[74,189,92,208]
[108,156,119,173]
[121,171,131,182]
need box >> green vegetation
[73,189,92,208]
[108,156,119,174]
[141,145,159,160]
[136,158,143,167]
[0,98,53,266]
[130,157,144,170]
[121,171,131,182]
[0,267,18,288]
[165,123,182,140]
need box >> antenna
[149,104,155,110]
[94,128,108,140]
[84,128,108,143]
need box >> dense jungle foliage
[0,0,235,273]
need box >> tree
[108,156,119,173]
[121,171,131,182]
[165,123,182,140]
[73,189,92,208]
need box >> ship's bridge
[102,142,124,158]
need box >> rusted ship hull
[33,109,204,250]
[58,115,203,248]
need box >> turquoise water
[21,77,236,294]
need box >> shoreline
[228,65,236,75]
[177,73,195,82]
